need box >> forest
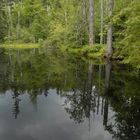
[0,1,140,140]
[0,0,140,68]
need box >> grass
[1,43,40,49]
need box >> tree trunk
[107,0,113,57]
[16,10,20,43]
[89,0,94,46]
[8,5,13,37]
[100,0,104,44]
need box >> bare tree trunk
[8,5,13,37]
[100,0,104,44]
[106,0,113,57]
[16,10,20,43]
[64,0,68,28]
[82,0,87,43]
[89,0,94,46]
[64,0,68,45]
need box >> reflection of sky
[0,89,114,140]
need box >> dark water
[0,48,140,140]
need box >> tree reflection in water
[0,48,140,139]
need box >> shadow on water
[0,48,140,140]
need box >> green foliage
[1,0,48,43]
[2,43,39,49]
[0,0,139,68]
[113,0,140,68]
[0,1,7,42]
[61,44,105,60]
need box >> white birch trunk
[89,0,94,46]
[107,0,113,57]
[100,0,104,44]
[16,10,20,43]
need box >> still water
[0,48,140,140]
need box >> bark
[8,5,13,37]
[89,0,94,46]
[64,0,68,27]
[82,0,87,33]
[107,0,113,57]
[16,10,20,43]
[100,0,104,44]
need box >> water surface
[0,48,140,140]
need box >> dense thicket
[0,0,7,41]
[113,0,140,66]
[0,0,139,65]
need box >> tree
[113,0,140,68]
[0,0,7,42]
[89,0,94,46]
[100,0,104,44]
[106,0,113,57]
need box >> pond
[0,48,140,140]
